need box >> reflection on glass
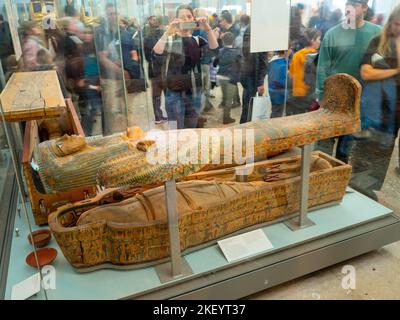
[0,0,397,207]
[0,8,14,76]
[152,4,219,129]
[95,1,146,135]
[0,0,15,225]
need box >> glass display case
[0,0,20,299]
[0,0,400,300]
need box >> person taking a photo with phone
[153,5,218,129]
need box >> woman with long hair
[358,5,400,192]
[153,5,218,129]
[360,5,400,143]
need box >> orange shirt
[290,48,317,97]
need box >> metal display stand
[155,180,193,283]
[285,144,316,231]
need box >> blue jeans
[165,88,202,129]
[361,78,397,135]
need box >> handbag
[249,93,272,122]
[125,74,147,94]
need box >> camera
[179,21,199,30]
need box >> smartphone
[179,21,199,30]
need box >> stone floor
[247,241,400,300]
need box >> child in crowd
[213,32,241,124]
[288,28,321,115]
[268,51,288,118]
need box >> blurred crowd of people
[285,0,399,192]
[270,1,399,168]
[1,2,266,133]
[0,0,399,175]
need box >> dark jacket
[95,24,144,81]
[304,52,319,99]
[0,20,13,58]
[64,32,82,59]
[144,26,164,78]
[240,27,268,88]
[64,33,84,83]
[0,20,14,73]
[154,35,217,92]
[214,47,241,84]
[64,4,77,17]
